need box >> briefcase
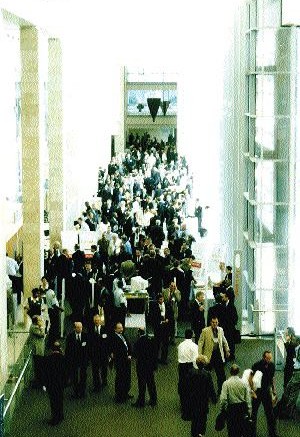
[215,408,227,431]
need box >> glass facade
[244,0,300,333]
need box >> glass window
[255,243,275,333]
[281,0,300,26]
[256,28,276,68]
[256,75,274,116]
[255,117,275,151]
[255,161,274,233]
[257,0,281,28]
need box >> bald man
[65,321,89,398]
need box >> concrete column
[0,10,8,384]
[20,26,45,299]
[48,38,64,246]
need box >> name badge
[102,334,107,338]
[82,342,86,347]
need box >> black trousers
[115,359,131,402]
[178,362,193,418]
[70,365,87,397]
[48,387,64,423]
[91,359,108,389]
[252,389,277,437]
[227,402,249,437]
[154,325,169,363]
[208,349,226,394]
[47,308,60,346]
[9,275,23,305]
[136,368,157,405]
[191,408,208,437]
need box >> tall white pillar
[20,26,46,299]
[48,38,65,246]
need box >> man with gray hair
[219,364,252,437]
[187,354,217,437]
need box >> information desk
[124,290,149,315]
[124,290,149,329]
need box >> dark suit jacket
[72,249,85,274]
[88,325,109,363]
[65,331,89,368]
[190,300,205,333]
[222,301,238,334]
[44,351,67,392]
[207,303,226,327]
[187,367,217,413]
[134,334,157,374]
[56,254,73,279]
[151,301,174,333]
[110,332,132,368]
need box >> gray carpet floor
[8,324,300,437]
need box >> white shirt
[6,256,19,276]
[80,221,90,232]
[45,288,59,309]
[177,339,198,368]
[159,302,166,318]
[114,287,127,308]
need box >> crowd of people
[25,133,202,426]
[8,131,300,436]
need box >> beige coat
[29,323,45,356]
[198,326,230,363]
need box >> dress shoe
[47,419,61,426]
[149,400,157,407]
[132,402,144,408]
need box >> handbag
[243,414,254,437]
[215,408,227,431]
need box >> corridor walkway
[9,333,300,437]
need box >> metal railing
[1,345,33,436]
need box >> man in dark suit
[190,290,206,344]
[43,341,67,426]
[221,289,238,360]
[187,355,217,437]
[207,292,226,327]
[88,314,109,392]
[148,219,165,249]
[250,350,278,437]
[65,321,89,398]
[56,248,73,301]
[151,294,174,365]
[132,249,143,274]
[110,322,133,403]
[72,244,85,274]
[91,244,103,276]
[132,328,158,408]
